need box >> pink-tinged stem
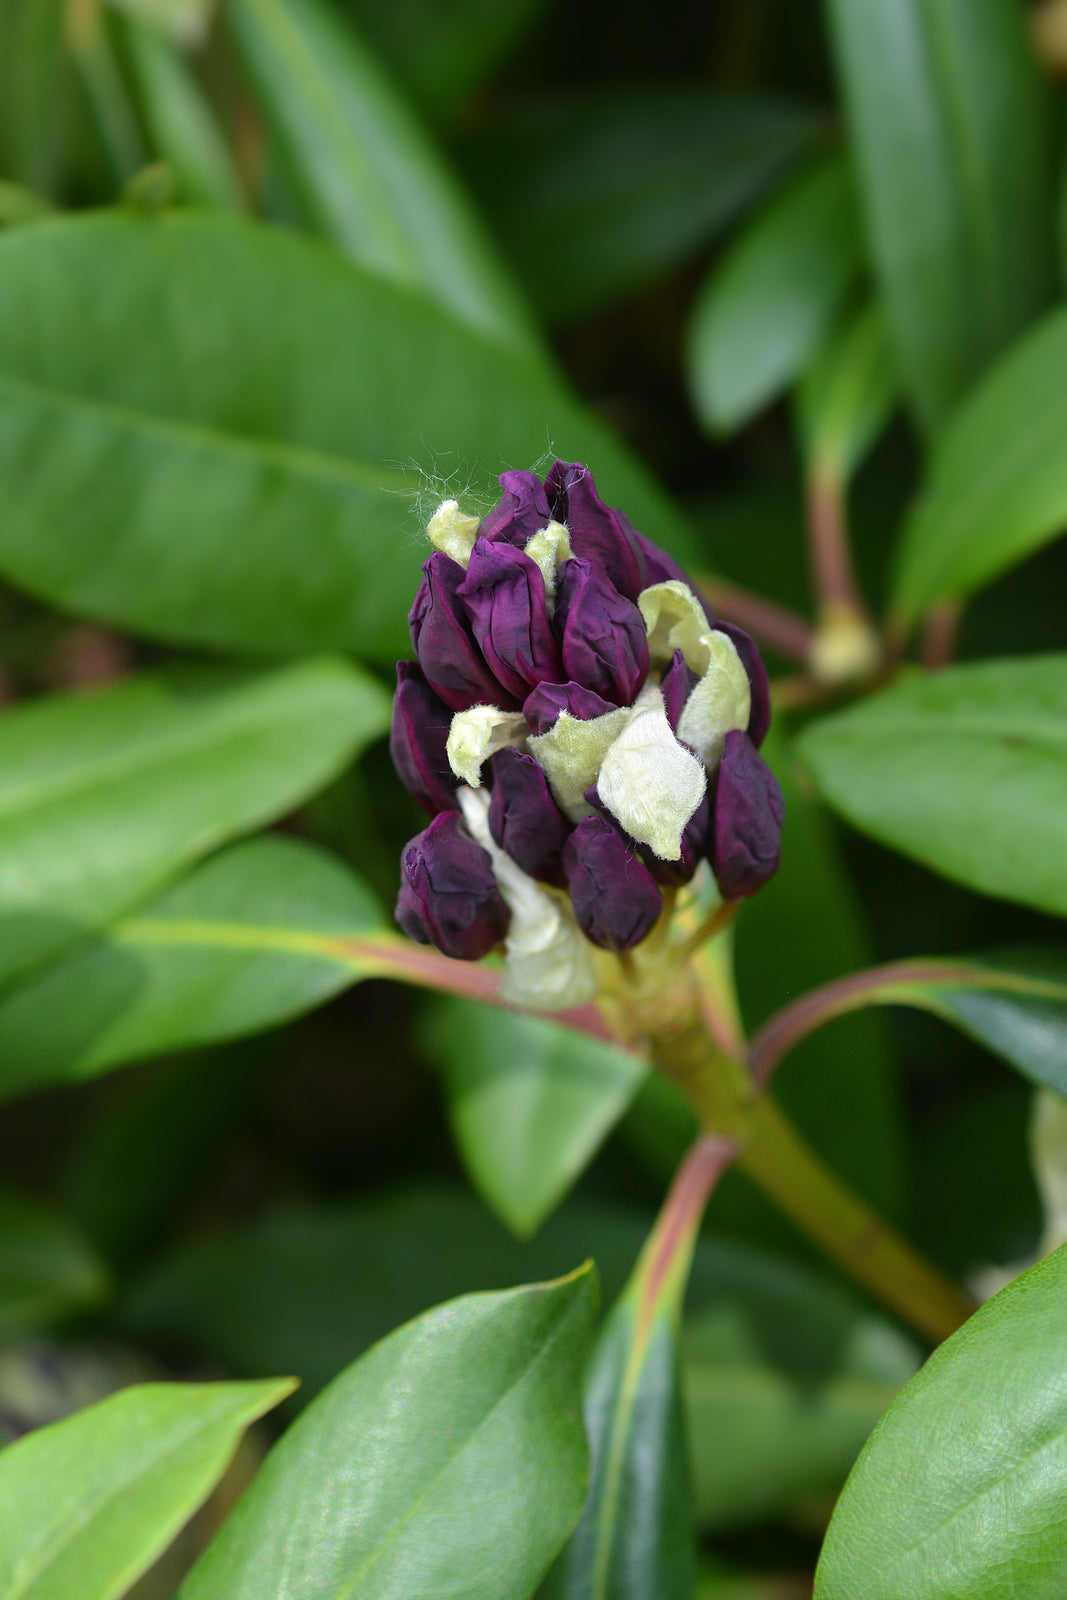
[696,575,815,663]
[635,1131,740,1338]
[806,468,864,613]
[748,957,986,1088]
[920,599,963,670]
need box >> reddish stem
[697,576,815,663]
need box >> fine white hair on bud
[596,686,706,859]
[427,499,482,567]
[523,521,573,610]
[638,581,716,674]
[527,703,632,820]
[446,706,529,787]
[458,787,596,1009]
[676,631,751,772]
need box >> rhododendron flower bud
[395,811,509,960]
[391,460,784,1006]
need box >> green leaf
[421,997,645,1235]
[0,0,75,193]
[0,1377,294,1600]
[0,210,694,661]
[826,0,1055,431]
[796,302,898,486]
[0,657,386,988]
[893,308,1067,624]
[460,89,822,325]
[798,656,1067,917]
[815,1242,1067,1599]
[0,1188,108,1335]
[179,1268,598,1600]
[687,153,863,434]
[0,834,387,1103]
[227,0,538,353]
[119,15,246,209]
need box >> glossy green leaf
[815,1242,1067,1599]
[0,210,693,661]
[687,153,863,433]
[348,0,551,123]
[796,302,898,485]
[421,997,645,1235]
[0,1189,108,1335]
[227,0,538,352]
[0,1377,294,1600]
[0,657,386,989]
[893,308,1067,624]
[461,89,821,325]
[827,0,1054,431]
[179,1268,598,1600]
[798,657,1067,916]
[684,1289,915,1529]
[119,15,246,209]
[0,835,387,1102]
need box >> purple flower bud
[390,662,459,816]
[395,811,510,960]
[629,524,699,595]
[554,559,649,706]
[459,537,564,703]
[545,460,646,602]
[488,747,571,883]
[409,552,512,713]
[584,780,708,888]
[478,469,553,546]
[711,730,785,899]
[563,814,664,950]
[659,649,699,732]
[716,622,772,749]
[522,680,617,737]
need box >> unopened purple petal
[545,461,646,602]
[488,747,571,883]
[478,469,553,546]
[711,730,785,899]
[390,662,459,816]
[554,558,649,705]
[396,811,509,960]
[460,536,563,701]
[523,680,617,737]
[716,623,771,748]
[409,552,512,712]
[659,648,699,732]
[584,780,708,888]
[629,524,703,600]
[563,814,663,950]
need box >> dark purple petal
[488,747,571,884]
[659,649,699,733]
[523,680,617,737]
[409,552,512,713]
[545,461,646,602]
[584,780,708,888]
[390,661,459,816]
[395,811,510,960]
[711,730,785,899]
[554,558,649,705]
[628,523,703,600]
[716,622,771,749]
[478,469,553,546]
[459,536,564,702]
[563,815,663,950]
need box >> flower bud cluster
[391,461,784,1008]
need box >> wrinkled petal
[396,811,509,960]
[629,524,703,598]
[596,687,706,860]
[658,649,699,732]
[488,747,572,883]
[446,704,529,788]
[523,680,617,737]
[545,460,646,601]
[410,552,511,712]
[389,661,459,816]
[555,558,649,705]
[460,787,596,1009]
[460,536,563,701]
[711,729,785,899]
[528,702,632,821]
[563,815,663,950]
[716,621,771,748]
[675,631,751,772]
[427,499,481,568]
[478,469,553,546]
